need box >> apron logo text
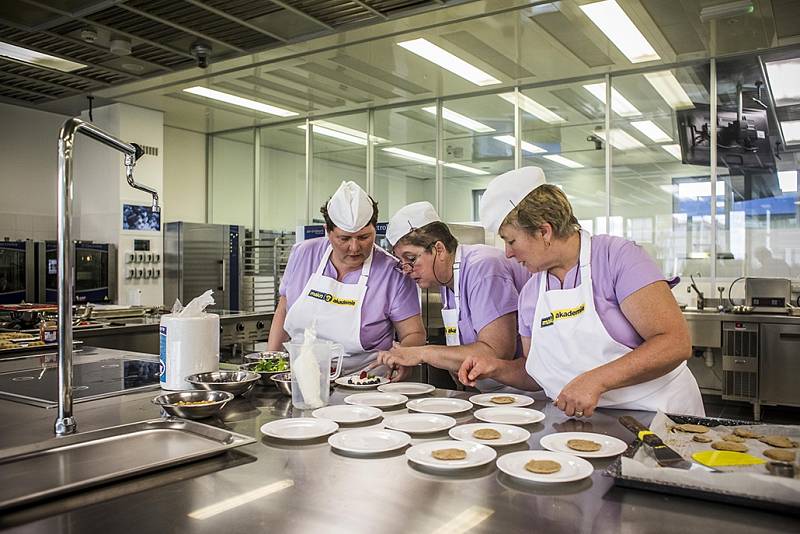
[308,289,356,306]
[540,303,585,327]
[445,326,458,335]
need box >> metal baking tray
[606,414,800,515]
[0,417,256,511]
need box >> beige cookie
[711,441,748,453]
[759,435,799,449]
[672,423,710,434]
[722,434,746,443]
[733,428,762,439]
[693,435,713,443]
[524,459,561,474]
[764,448,796,462]
[473,428,501,440]
[567,439,602,452]
[432,448,467,460]
[491,396,515,405]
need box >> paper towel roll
[159,313,219,390]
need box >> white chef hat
[326,180,374,232]
[479,166,546,233]
[386,201,441,247]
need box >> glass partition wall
[209,53,800,301]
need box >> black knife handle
[619,416,665,447]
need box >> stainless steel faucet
[688,273,705,311]
[55,117,159,436]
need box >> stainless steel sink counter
[1,349,798,533]
[683,309,800,325]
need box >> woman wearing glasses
[459,167,704,417]
[267,181,425,377]
[373,201,529,391]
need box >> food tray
[606,413,800,515]
[0,418,256,511]
[0,340,83,358]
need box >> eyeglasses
[393,255,420,274]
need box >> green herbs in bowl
[253,358,289,373]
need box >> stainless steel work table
[0,349,798,533]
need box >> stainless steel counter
[683,309,800,325]
[1,348,797,533]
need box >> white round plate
[378,382,435,396]
[497,450,593,483]
[383,413,456,434]
[468,393,535,408]
[539,432,627,458]
[344,392,408,408]
[328,428,411,455]
[335,375,390,389]
[449,423,531,447]
[405,440,497,471]
[312,404,383,424]
[260,417,339,441]
[406,397,473,414]
[473,407,545,425]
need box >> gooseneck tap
[688,273,705,311]
[56,118,159,436]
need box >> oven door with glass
[0,241,35,304]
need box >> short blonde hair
[502,184,579,239]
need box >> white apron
[440,246,514,393]
[284,244,377,376]
[526,230,704,415]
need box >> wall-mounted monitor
[122,204,160,231]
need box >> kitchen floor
[702,395,800,424]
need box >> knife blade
[618,415,692,470]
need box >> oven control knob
[236,322,245,332]
[256,321,265,329]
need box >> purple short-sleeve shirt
[518,235,672,349]
[442,244,530,351]
[279,237,421,351]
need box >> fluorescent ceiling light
[765,58,800,107]
[422,106,495,133]
[661,144,682,160]
[592,128,645,150]
[778,170,798,193]
[497,93,565,123]
[579,0,660,63]
[584,83,641,117]
[382,147,488,175]
[543,154,584,168]
[675,181,726,198]
[184,87,298,117]
[0,41,86,72]
[644,71,694,110]
[298,121,388,146]
[699,0,754,22]
[781,120,800,144]
[397,38,501,86]
[630,120,672,143]
[493,135,547,154]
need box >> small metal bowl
[152,390,234,419]
[186,370,260,396]
[240,361,290,386]
[270,371,292,397]
[244,350,288,362]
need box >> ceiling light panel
[493,135,547,154]
[397,38,501,86]
[382,147,488,175]
[630,120,672,143]
[583,83,641,117]
[543,154,584,168]
[661,144,682,160]
[592,128,645,150]
[497,93,566,124]
[579,0,660,64]
[765,58,800,107]
[644,71,694,110]
[423,106,495,133]
[778,170,798,193]
[782,120,800,144]
[0,41,86,72]
[184,87,298,117]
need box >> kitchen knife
[619,415,692,470]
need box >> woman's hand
[457,354,501,387]
[554,371,607,417]
[375,344,424,368]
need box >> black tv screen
[676,104,774,170]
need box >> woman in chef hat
[267,181,425,376]
[458,167,704,417]
[371,201,530,392]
